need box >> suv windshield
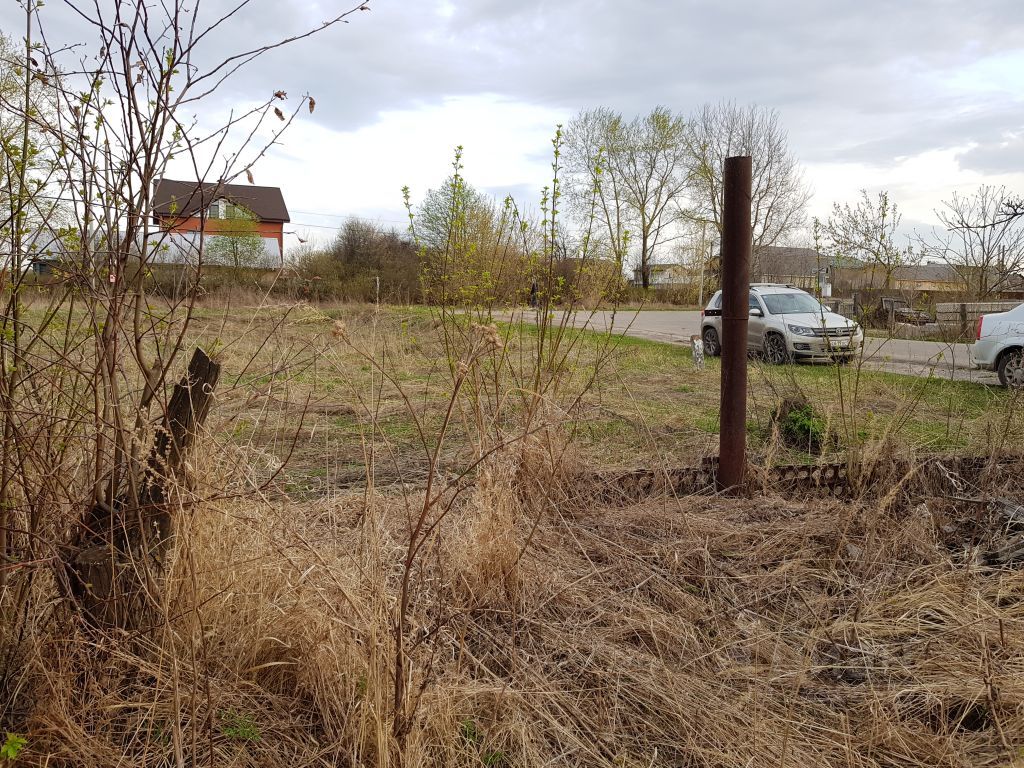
[761,292,823,315]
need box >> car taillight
[976,315,984,340]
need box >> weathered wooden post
[959,303,968,336]
[68,347,221,629]
[718,156,752,492]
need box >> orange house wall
[157,215,285,257]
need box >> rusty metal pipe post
[718,156,752,492]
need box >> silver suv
[701,284,863,364]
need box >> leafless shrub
[0,0,371,757]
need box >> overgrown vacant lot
[178,302,1021,494]
[35,468,1022,767]
[9,299,1024,767]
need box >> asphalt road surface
[513,309,1002,385]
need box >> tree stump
[67,348,221,630]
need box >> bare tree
[684,101,809,276]
[919,185,1024,299]
[415,170,492,253]
[819,190,915,289]
[619,106,689,289]
[408,152,524,310]
[564,107,633,281]
[0,0,369,624]
[565,106,688,289]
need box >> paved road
[515,309,1002,385]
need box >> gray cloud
[813,101,1024,165]
[957,133,1024,174]
[3,0,1023,181]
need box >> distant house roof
[754,246,829,276]
[833,254,868,269]
[24,229,66,257]
[1002,272,1024,291]
[892,263,960,283]
[153,179,290,223]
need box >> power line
[289,209,409,226]
[289,220,411,233]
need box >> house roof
[892,263,959,283]
[754,246,828,276]
[1001,272,1024,291]
[153,179,290,223]
[833,254,868,269]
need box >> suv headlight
[787,324,815,336]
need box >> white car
[973,303,1024,388]
[701,284,863,364]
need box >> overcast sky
[7,0,1024,251]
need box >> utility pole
[697,220,708,308]
[717,156,752,492]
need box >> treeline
[292,162,626,306]
[291,210,623,307]
[292,102,811,305]
[292,219,422,303]
[562,103,808,291]
[292,104,1024,306]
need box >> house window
[208,199,249,220]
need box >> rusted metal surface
[718,156,753,492]
[587,459,842,503]
[582,455,1022,505]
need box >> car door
[747,292,767,351]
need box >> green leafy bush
[773,397,831,454]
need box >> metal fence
[822,298,857,317]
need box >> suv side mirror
[750,307,763,317]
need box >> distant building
[835,263,968,294]
[152,179,290,267]
[753,246,837,296]
[16,227,76,276]
[631,263,693,287]
[999,272,1024,300]
[889,264,961,293]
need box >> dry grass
[3,301,1024,767]
[150,302,1023,490]
[9,449,1024,767]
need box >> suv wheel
[763,333,790,365]
[998,348,1024,388]
[702,327,721,357]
